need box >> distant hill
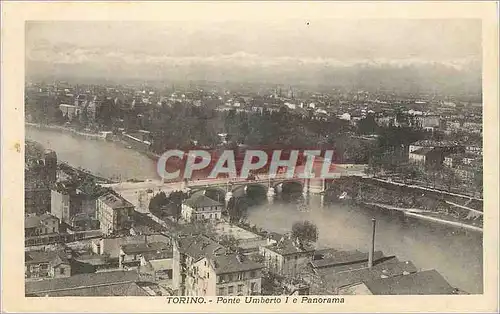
[26,57,481,95]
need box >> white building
[96,193,134,235]
[339,113,351,121]
[181,194,223,222]
[173,235,263,296]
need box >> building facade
[173,235,263,296]
[259,236,315,278]
[25,251,71,280]
[181,194,223,222]
[25,213,60,237]
[96,193,134,235]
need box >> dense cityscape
[24,20,483,298]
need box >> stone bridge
[103,164,368,209]
[186,164,368,204]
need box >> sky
[25,20,482,90]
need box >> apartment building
[173,235,263,296]
[259,236,315,278]
[181,194,223,222]
[97,193,134,235]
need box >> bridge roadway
[104,164,367,192]
[103,164,368,211]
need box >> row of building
[25,226,462,296]
[25,168,464,296]
[408,139,482,180]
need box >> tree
[260,271,285,295]
[167,190,188,221]
[473,167,483,194]
[53,108,65,124]
[357,114,378,135]
[291,220,318,244]
[226,197,248,223]
[149,192,168,211]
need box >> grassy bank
[327,176,483,231]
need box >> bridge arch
[273,179,304,194]
[231,183,268,197]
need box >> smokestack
[368,218,376,269]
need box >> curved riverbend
[26,126,483,293]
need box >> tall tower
[44,150,57,184]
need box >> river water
[26,127,483,293]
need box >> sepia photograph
[1,1,499,313]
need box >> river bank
[363,202,483,233]
[25,126,483,293]
[26,122,110,141]
[326,176,483,232]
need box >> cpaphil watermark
[156,149,339,181]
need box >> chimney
[368,218,376,269]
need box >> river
[26,126,483,294]
[26,126,160,181]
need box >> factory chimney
[368,218,376,269]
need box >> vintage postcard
[1,1,498,313]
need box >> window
[218,275,223,283]
[237,284,243,293]
[52,227,56,233]
[237,272,244,280]
[204,260,207,266]
[251,282,257,292]
[250,270,256,278]
[228,274,233,281]
[59,268,65,275]
[218,287,225,295]
[207,272,210,279]
[228,286,234,294]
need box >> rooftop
[98,193,134,209]
[412,140,460,148]
[410,147,435,156]
[264,236,315,256]
[267,232,285,243]
[315,257,418,293]
[310,250,385,269]
[149,259,173,272]
[30,281,150,297]
[212,253,263,275]
[26,270,141,295]
[25,250,64,265]
[74,254,108,266]
[363,269,456,295]
[131,211,167,234]
[177,235,227,261]
[183,194,223,208]
[25,213,58,229]
[142,249,173,261]
[121,241,171,255]
[212,222,262,241]
[49,254,71,267]
[446,152,480,160]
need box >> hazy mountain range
[26,54,481,94]
[25,20,482,93]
